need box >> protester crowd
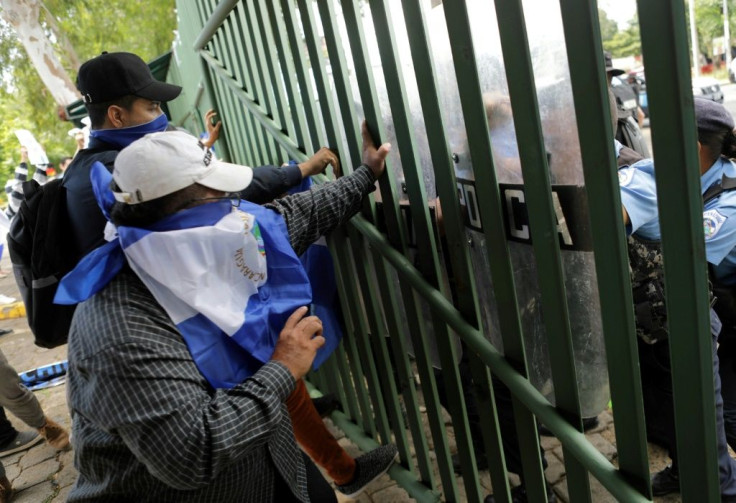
[0,42,734,503]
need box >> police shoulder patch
[618,168,635,187]
[703,209,728,239]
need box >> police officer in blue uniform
[618,97,736,499]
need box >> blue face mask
[90,113,169,148]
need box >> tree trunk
[39,0,80,71]
[0,0,80,106]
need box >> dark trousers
[718,338,736,451]
[0,409,16,447]
[435,347,547,480]
[638,318,736,497]
[272,452,336,502]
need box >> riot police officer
[605,51,650,159]
[619,97,736,499]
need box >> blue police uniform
[620,156,736,284]
[619,155,736,497]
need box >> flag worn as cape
[56,162,315,388]
[287,173,344,368]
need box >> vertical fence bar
[347,239,413,456]
[215,79,242,162]
[251,0,292,137]
[264,0,313,153]
[279,0,327,152]
[365,1,484,499]
[330,230,380,436]
[317,0,362,169]
[398,1,512,499]
[366,246,437,487]
[491,1,589,501]
[440,1,544,501]
[239,2,279,162]
[557,1,651,496]
[324,233,364,423]
[340,0,462,499]
[242,1,280,127]
[199,57,233,162]
[638,0,722,500]
[231,4,272,164]
[295,0,349,158]
[211,69,242,163]
[342,239,394,443]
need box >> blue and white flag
[56,162,313,388]
[287,172,344,368]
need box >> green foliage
[598,8,618,43]
[693,0,736,62]
[603,17,641,57]
[0,0,176,188]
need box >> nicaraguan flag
[56,162,313,388]
[288,172,344,368]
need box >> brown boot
[37,417,70,450]
[0,475,13,503]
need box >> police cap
[694,97,735,134]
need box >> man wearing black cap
[63,52,182,259]
[64,52,339,263]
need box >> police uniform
[619,155,736,497]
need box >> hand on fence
[271,306,325,380]
[202,109,222,149]
[298,147,340,179]
[360,120,390,179]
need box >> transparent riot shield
[352,2,461,369]
[427,0,609,417]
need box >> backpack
[616,116,651,159]
[6,178,78,348]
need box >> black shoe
[452,452,488,473]
[311,393,342,417]
[0,431,43,457]
[335,444,398,498]
[539,415,599,437]
[651,465,679,496]
[484,483,557,503]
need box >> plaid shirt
[67,166,376,502]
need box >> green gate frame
[166,1,720,501]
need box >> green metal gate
[166,1,720,501]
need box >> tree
[0,0,79,107]
[694,0,728,61]
[0,0,176,183]
[598,8,619,44]
[604,16,641,57]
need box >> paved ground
[0,252,73,502]
[0,247,684,503]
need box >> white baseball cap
[112,131,253,204]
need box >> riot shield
[351,2,462,369]
[427,0,609,417]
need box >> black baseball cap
[77,52,182,104]
[604,51,624,76]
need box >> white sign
[14,130,48,166]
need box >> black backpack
[6,178,78,348]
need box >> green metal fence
[166,1,719,501]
